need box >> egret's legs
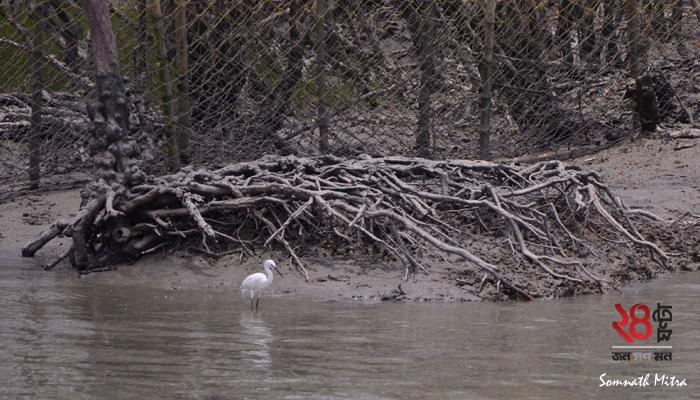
[255,298,260,311]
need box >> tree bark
[626,0,642,132]
[175,0,191,164]
[28,2,46,189]
[149,0,180,171]
[403,1,438,158]
[315,0,330,154]
[81,0,118,75]
[479,0,495,161]
[132,0,155,168]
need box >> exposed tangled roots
[23,155,674,300]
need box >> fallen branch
[669,127,700,139]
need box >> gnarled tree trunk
[73,0,143,269]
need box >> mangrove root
[22,155,675,300]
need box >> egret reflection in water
[239,313,273,370]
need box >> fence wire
[1,0,698,197]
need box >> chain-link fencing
[1,0,698,199]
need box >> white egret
[240,259,282,311]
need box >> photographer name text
[599,372,687,387]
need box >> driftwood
[22,155,671,300]
[669,127,700,140]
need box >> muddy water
[0,255,697,400]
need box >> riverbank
[1,137,698,302]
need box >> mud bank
[1,138,698,303]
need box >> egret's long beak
[274,265,284,277]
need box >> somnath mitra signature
[599,373,688,387]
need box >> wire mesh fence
[1,0,698,198]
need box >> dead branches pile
[0,92,86,141]
[22,155,672,299]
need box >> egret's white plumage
[241,259,281,311]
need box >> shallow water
[0,254,698,399]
